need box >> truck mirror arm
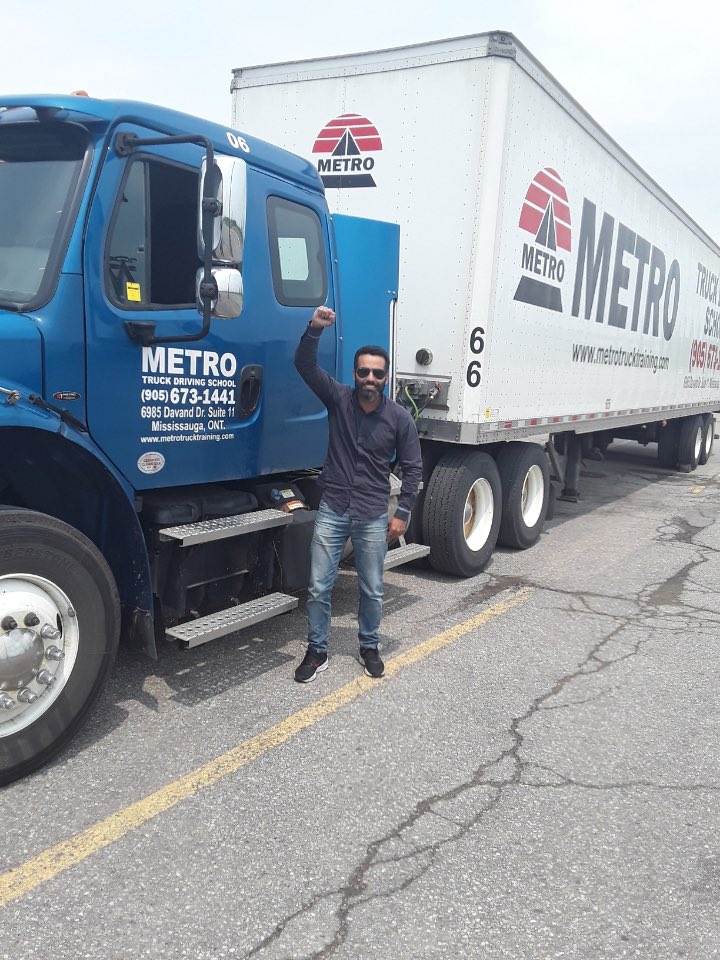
[114,131,217,347]
[123,319,158,347]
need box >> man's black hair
[353,344,390,372]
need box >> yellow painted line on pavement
[0,587,531,908]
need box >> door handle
[238,364,263,417]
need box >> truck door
[331,214,400,386]
[83,125,336,489]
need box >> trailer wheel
[496,443,550,549]
[404,476,426,548]
[677,415,704,470]
[0,510,119,785]
[423,451,501,577]
[657,420,680,469]
[404,448,443,559]
[699,414,715,465]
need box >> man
[293,305,423,682]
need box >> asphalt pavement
[1,440,719,959]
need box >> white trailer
[231,31,720,576]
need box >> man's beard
[359,382,382,402]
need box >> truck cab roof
[0,94,324,195]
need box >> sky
[4,0,720,240]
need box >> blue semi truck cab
[0,95,410,783]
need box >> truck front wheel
[496,442,550,549]
[423,451,501,577]
[0,510,119,785]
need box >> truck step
[384,543,431,570]
[160,509,292,546]
[166,592,299,647]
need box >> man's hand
[387,515,408,543]
[310,306,336,329]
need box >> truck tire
[699,414,715,465]
[496,442,550,549]
[657,420,680,469]
[404,452,438,557]
[423,451,501,577]
[677,415,704,470]
[0,510,119,785]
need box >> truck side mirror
[198,155,246,266]
[196,267,243,319]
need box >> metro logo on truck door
[514,168,572,312]
[312,114,383,188]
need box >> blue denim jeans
[306,500,388,654]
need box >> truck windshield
[0,122,88,307]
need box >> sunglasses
[355,367,387,380]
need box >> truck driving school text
[692,262,720,378]
[138,347,238,452]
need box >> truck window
[105,157,199,309]
[0,121,88,308]
[267,196,327,307]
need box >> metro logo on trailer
[312,114,383,188]
[514,168,572,312]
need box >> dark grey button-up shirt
[294,327,423,521]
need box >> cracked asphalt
[2,440,720,959]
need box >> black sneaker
[359,647,385,678]
[294,647,328,683]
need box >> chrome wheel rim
[463,478,494,551]
[0,575,79,736]
[521,465,545,528]
[694,426,703,462]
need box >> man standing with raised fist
[293,305,423,683]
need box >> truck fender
[0,400,153,653]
